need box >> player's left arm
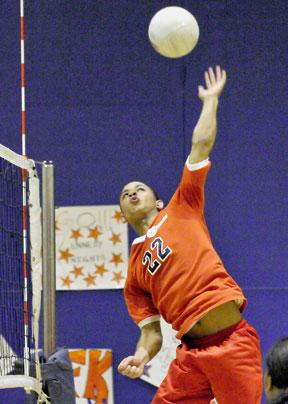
[118,321,162,379]
[189,66,227,164]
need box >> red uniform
[124,159,262,403]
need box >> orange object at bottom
[152,320,263,404]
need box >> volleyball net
[0,144,48,401]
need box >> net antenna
[0,0,50,401]
[20,0,29,379]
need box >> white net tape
[0,375,48,402]
[0,144,34,171]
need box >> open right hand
[198,65,227,101]
[118,355,145,379]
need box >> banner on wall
[69,348,114,404]
[141,318,179,387]
[55,205,128,290]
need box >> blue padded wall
[0,1,287,403]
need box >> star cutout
[88,226,102,240]
[109,232,122,245]
[70,266,84,278]
[112,210,124,223]
[143,364,151,377]
[61,275,74,288]
[110,253,123,267]
[71,229,83,241]
[111,270,125,284]
[59,248,74,263]
[83,272,96,287]
[95,264,109,277]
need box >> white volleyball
[148,6,200,58]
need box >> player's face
[120,181,158,223]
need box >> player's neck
[132,210,159,236]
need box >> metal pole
[42,161,56,358]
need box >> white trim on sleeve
[132,235,146,245]
[186,157,210,171]
[138,315,161,328]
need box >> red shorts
[152,319,263,404]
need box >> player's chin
[120,209,134,224]
[127,208,144,222]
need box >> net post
[42,161,56,358]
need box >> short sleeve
[169,158,211,212]
[124,274,160,328]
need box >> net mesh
[0,157,35,377]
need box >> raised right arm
[189,66,227,164]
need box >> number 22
[142,237,172,275]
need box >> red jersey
[124,159,246,339]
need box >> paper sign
[69,348,114,404]
[56,205,128,290]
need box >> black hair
[266,337,288,389]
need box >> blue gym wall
[0,1,287,403]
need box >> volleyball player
[118,66,263,403]
[265,337,288,404]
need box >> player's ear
[156,200,164,211]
